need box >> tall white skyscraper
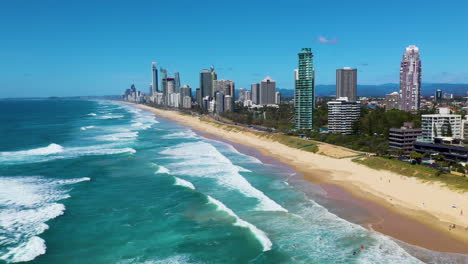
[399,45,421,111]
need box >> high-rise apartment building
[238,88,246,102]
[295,48,315,130]
[385,92,400,111]
[215,92,225,113]
[251,83,260,104]
[151,62,158,95]
[213,80,235,97]
[160,67,167,95]
[224,95,233,112]
[200,67,217,101]
[259,76,276,105]
[179,85,192,108]
[196,88,202,108]
[327,98,360,135]
[275,92,281,104]
[435,89,443,102]
[399,45,422,111]
[336,67,357,102]
[174,72,181,92]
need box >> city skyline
[1,0,468,98]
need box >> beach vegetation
[355,157,468,191]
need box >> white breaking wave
[96,114,124,119]
[208,139,263,164]
[80,126,95,131]
[173,177,195,190]
[0,143,64,157]
[0,143,136,164]
[87,113,96,116]
[94,132,139,142]
[160,141,286,212]
[207,196,272,252]
[0,176,90,263]
[161,130,198,139]
[155,166,170,174]
[236,166,252,172]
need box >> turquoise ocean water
[0,100,455,264]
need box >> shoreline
[130,103,468,254]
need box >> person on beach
[461,209,463,216]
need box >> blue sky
[1,0,467,97]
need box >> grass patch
[355,157,468,192]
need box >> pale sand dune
[133,104,468,246]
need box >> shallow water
[0,99,454,263]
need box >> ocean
[0,99,451,264]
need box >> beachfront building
[200,66,217,103]
[275,91,281,104]
[174,72,181,92]
[385,92,400,111]
[151,62,158,95]
[295,48,315,130]
[421,107,462,142]
[399,45,422,111]
[238,88,246,102]
[259,76,276,105]
[389,122,422,153]
[327,98,360,135]
[414,141,468,163]
[215,92,225,113]
[224,95,233,112]
[462,117,468,141]
[182,96,192,109]
[336,67,357,102]
[245,91,252,101]
[251,83,260,104]
[179,85,192,109]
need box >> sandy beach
[132,103,468,254]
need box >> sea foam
[160,141,287,212]
[0,176,89,263]
[207,196,272,252]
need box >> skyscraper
[213,80,235,97]
[259,76,276,105]
[180,85,192,108]
[200,67,217,102]
[151,62,158,95]
[399,45,422,111]
[160,67,167,96]
[174,72,181,92]
[436,89,442,102]
[295,48,315,130]
[251,83,260,104]
[238,88,246,102]
[215,92,225,113]
[336,67,357,102]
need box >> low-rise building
[462,117,468,141]
[327,97,360,135]
[414,141,468,163]
[388,122,422,153]
[421,107,462,142]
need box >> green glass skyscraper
[295,48,315,130]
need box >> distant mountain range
[275,83,468,98]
